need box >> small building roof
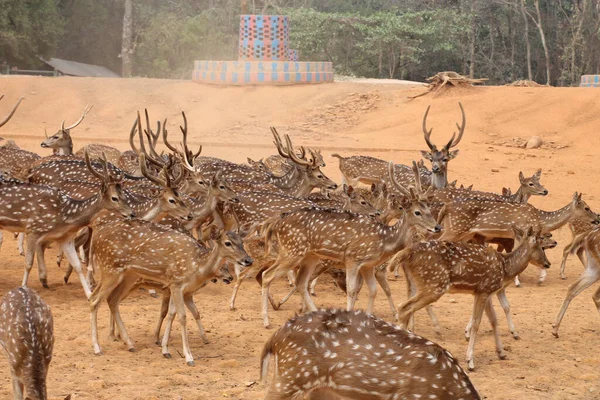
[42,58,120,78]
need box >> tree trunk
[532,0,551,85]
[121,0,133,78]
[520,0,533,81]
[468,0,476,78]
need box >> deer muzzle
[239,257,253,267]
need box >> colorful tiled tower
[192,15,333,85]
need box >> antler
[387,162,411,198]
[422,105,435,151]
[0,96,24,128]
[129,115,140,154]
[139,153,168,187]
[84,148,108,182]
[143,109,162,159]
[412,160,433,200]
[271,127,288,159]
[163,112,201,167]
[61,104,93,131]
[444,102,466,150]
[285,135,312,167]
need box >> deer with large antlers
[261,309,480,400]
[0,287,59,400]
[396,226,551,370]
[0,150,134,297]
[259,162,439,328]
[420,102,466,189]
[89,219,252,365]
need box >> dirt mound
[1,76,600,399]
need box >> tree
[0,0,64,66]
[121,0,134,77]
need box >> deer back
[261,309,480,400]
[0,287,54,400]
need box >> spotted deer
[552,226,600,338]
[437,192,597,285]
[559,213,600,280]
[259,162,439,328]
[420,102,466,189]
[261,309,480,400]
[40,104,93,155]
[0,287,54,400]
[396,226,550,370]
[89,220,252,365]
[0,150,134,297]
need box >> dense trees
[1,0,599,85]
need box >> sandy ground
[1,76,600,399]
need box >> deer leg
[466,293,490,371]
[183,292,209,345]
[360,267,378,315]
[56,249,64,267]
[21,234,38,287]
[552,264,600,338]
[513,275,522,288]
[0,231,3,250]
[497,288,519,340]
[173,288,195,366]
[397,290,443,331]
[286,270,295,287]
[276,285,297,310]
[35,241,50,288]
[229,264,250,311]
[64,264,73,284]
[10,370,24,400]
[153,290,170,345]
[484,298,506,360]
[90,273,123,355]
[309,276,319,296]
[375,264,397,321]
[107,275,138,352]
[295,256,319,313]
[261,258,298,329]
[592,285,600,315]
[559,242,573,280]
[537,267,547,285]
[60,240,92,299]
[345,263,364,311]
[17,232,24,256]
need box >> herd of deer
[0,94,599,399]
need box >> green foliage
[0,0,64,66]
[2,0,600,85]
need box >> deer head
[247,157,267,171]
[84,149,135,219]
[518,169,548,197]
[209,229,253,268]
[41,104,92,155]
[420,102,466,189]
[511,226,552,269]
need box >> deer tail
[260,331,279,383]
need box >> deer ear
[526,226,534,237]
[247,157,253,164]
[502,187,510,196]
[448,149,460,159]
[420,150,433,161]
[209,225,222,241]
[533,168,542,180]
[519,171,525,183]
[346,185,355,197]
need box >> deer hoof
[163,353,172,359]
[187,360,195,367]
[264,324,273,330]
[128,347,137,353]
[512,333,521,340]
[202,338,210,345]
[94,351,103,356]
[41,279,49,289]
[551,328,559,338]
[229,306,236,311]
[498,352,507,360]
[467,360,475,371]
[155,340,161,346]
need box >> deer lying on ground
[259,162,439,328]
[261,309,480,400]
[396,226,551,370]
[420,102,466,189]
[89,219,252,366]
[0,287,55,400]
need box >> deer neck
[193,189,219,224]
[57,142,73,156]
[501,241,534,280]
[538,202,574,232]
[190,245,225,286]
[384,217,416,255]
[431,173,447,189]
[513,186,530,203]
[61,189,105,227]
[134,195,162,221]
[270,165,305,193]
